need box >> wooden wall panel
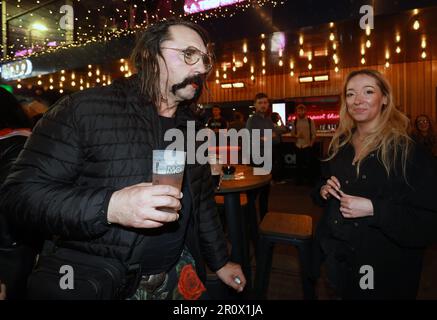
[201,59,437,122]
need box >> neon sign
[0,59,33,80]
[289,112,340,122]
[184,0,245,14]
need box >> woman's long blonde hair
[326,69,411,179]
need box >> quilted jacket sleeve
[0,95,114,240]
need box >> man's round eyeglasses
[161,46,213,72]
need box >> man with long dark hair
[1,19,245,300]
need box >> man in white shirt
[293,104,316,185]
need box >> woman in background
[411,114,437,157]
[312,69,437,299]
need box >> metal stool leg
[296,239,316,300]
[254,235,274,299]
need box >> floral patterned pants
[127,248,207,300]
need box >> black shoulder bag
[27,244,140,300]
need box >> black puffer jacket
[0,76,228,277]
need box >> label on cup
[153,150,186,174]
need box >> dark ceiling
[1,0,437,80]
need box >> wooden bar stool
[254,212,315,300]
[215,193,248,206]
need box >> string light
[299,35,304,45]
[278,59,283,67]
[413,20,420,30]
[421,51,427,59]
[308,63,312,70]
[421,38,427,49]
[290,70,294,77]
[243,56,248,64]
[396,46,401,54]
[396,34,401,43]
[262,68,266,75]
[329,33,335,41]
[366,39,371,48]
[361,57,366,64]
[261,43,265,51]
[334,66,339,73]
[365,25,371,36]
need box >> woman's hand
[320,176,342,200]
[339,190,374,218]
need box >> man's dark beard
[171,74,205,102]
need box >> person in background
[411,114,437,157]
[20,97,49,128]
[0,280,5,300]
[206,105,228,132]
[312,69,437,299]
[271,112,288,184]
[245,93,275,250]
[229,111,245,130]
[0,87,40,300]
[293,104,317,185]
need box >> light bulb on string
[365,25,371,36]
[366,39,371,48]
[421,38,426,49]
[335,66,339,73]
[413,20,420,30]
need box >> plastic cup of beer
[152,150,186,212]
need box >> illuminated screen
[184,0,246,14]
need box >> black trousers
[295,146,315,184]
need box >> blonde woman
[312,69,437,299]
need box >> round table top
[215,165,272,194]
